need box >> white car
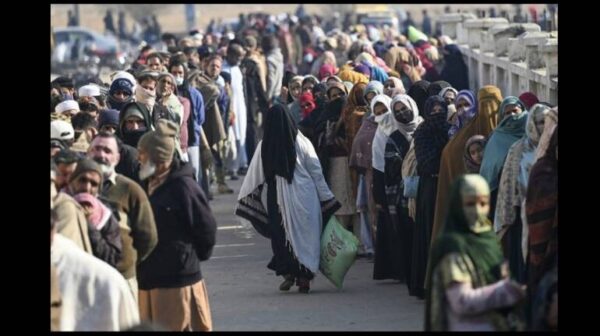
[52,27,126,69]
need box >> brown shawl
[431,86,502,244]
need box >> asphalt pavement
[202,175,424,331]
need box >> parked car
[358,12,399,31]
[52,27,127,70]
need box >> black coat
[137,159,217,289]
[88,197,123,269]
[241,57,270,125]
[441,45,469,91]
[115,138,141,185]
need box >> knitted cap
[68,158,103,185]
[137,119,179,163]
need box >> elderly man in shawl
[236,104,340,294]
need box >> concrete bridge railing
[438,14,558,105]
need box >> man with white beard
[87,132,158,303]
[135,119,216,331]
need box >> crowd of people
[51,7,557,331]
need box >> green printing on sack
[319,216,359,289]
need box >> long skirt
[502,208,527,283]
[409,175,438,299]
[373,209,405,281]
[328,156,357,216]
[266,179,314,280]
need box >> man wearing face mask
[117,101,153,149]
[134,71,161,116]
[425,174,526,331]
[222,42,249,178]
[107,78,134,111]
[97,109,142,183]
[88,132,158,302]
[136,119,216,331]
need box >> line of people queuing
[50,10,557,331]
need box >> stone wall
[438,14,558,105]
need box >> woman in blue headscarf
[479,96,528,221]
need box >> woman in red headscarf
[299,91,316,120]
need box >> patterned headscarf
[448,90,477,138]
[535,106,558,161]
[519,104,551,189]
[494,103,549,236]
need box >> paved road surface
[202,175,424,331]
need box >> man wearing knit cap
[87,132,157,303]
[136,119,216,331]
[98,109,120,134]
[108,77,134,111]
[54,149,81,192]
[67,158,123,269]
